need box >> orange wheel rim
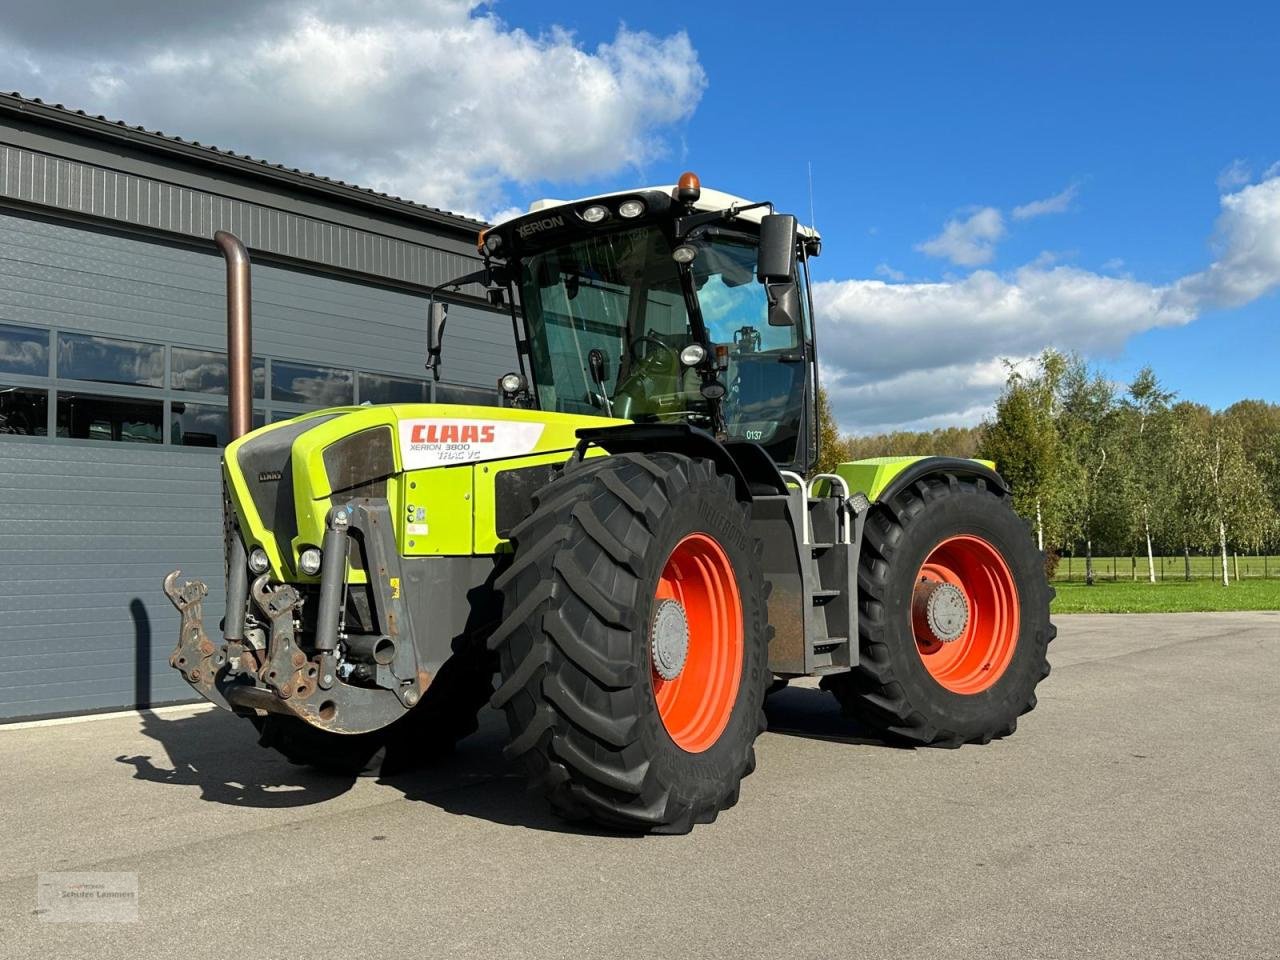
[912,535,1019,694]
[651,533,743,753]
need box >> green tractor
[165,172,1053,833]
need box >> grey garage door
[0,209,516,719]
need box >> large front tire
[490,452,769,834]
[821,473,1054,747]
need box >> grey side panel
[250,267,517,387]
[400,556,503,676]
[0,97,484,250]
[0,209,517,384]
[753,494,807,675]
[0,209,516,719]
[0,137,488,294]
[0,443,225,718]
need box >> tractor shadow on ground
[762,683,916,749]
[117,705,632,835]
[380,711,633,836]
[116,708,361,808]
[119,686,910,831]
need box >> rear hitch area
[162,500,428,735]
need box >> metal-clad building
[0,93,517,720]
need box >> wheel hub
[913,579,969,643]
[651,598,690,681]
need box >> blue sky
[503,1,1280,425]
[3,0,1277,431]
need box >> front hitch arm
[249,574,319,700]
[162,569,233,710]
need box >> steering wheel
[627,334,678,366]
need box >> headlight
[618,199,645,218]
[247,547,270,575]
[679,343,707,366]
[672,243,697,264]
[298,547,323,576]
[499,372,526,394]
[484,232,503,253]
[581,204,608,223]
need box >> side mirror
[757,214,798,282]
[586,348,614,416]
[766,279,801,327]
[427,301,449,379]
[587,348,610,386]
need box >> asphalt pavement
[2,611,1277,959]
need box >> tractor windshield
[518,225,808,464]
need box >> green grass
[1051,579,1280,614]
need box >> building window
[56,392,162,443]
[57,333,164,387]
[0,323,507,448]
[0,323,49,377]
[435,382,500,406]
[271,360,354,406]
[0,385,48,436]
[358,372,429,404]
[171,347,266,398]
[171,400,228,448]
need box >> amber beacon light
[676,171,701,203]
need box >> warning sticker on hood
[399,418,546,470]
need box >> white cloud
[821,358,1017,436]
[1168,177,1280,310]
[1011,183,1079,220]
[817,174,1280,433]
[0,1,706,219]
[874,262,906,281]
[915,206,1005,266]
[1217,159,1252,192]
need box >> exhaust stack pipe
[215,231,252,641]
[215,230,253,441]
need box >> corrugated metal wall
[0,443,225,716]
[0,209,518,719]
[0,141,486,295]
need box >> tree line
[816,353,1280,585]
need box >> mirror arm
[424,266,497,382]
[674,201,773,241]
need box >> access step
[812,635,848,651]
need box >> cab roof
[527,184,820,241]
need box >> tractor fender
[574,423,787,501]
[870,456,1010,505]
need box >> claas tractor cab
[165,173,1053,833]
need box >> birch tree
[1173,408,1274,585]
[979,351,1067,552]
[1056,358,1118,586]
[1118,368,1176,583]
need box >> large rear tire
[821,473,1054,747]
[490,452,769,834]
[252,643,493,776]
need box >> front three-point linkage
[249,574,319,701]
[162,569,230,708]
